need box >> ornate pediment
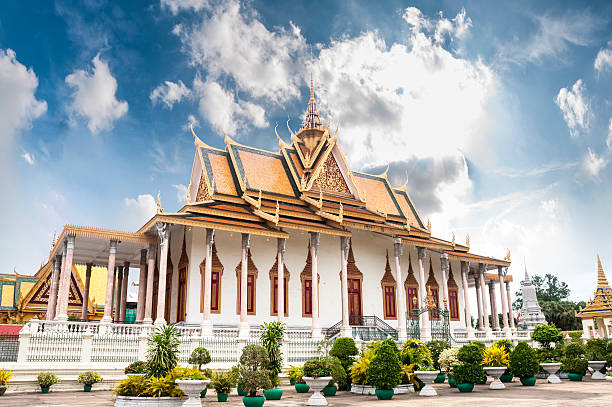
[311,153,351,195]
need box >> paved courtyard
[1,379,611,407]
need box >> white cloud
[179,0,306,104]
[183,114,200,131]
[21,151,35,165]
[124,194,156,226]
[160,0,209,15]
[173,184,188,204]
[0,49,47,147]
[65,54,128,133]
[582,148,607,179]
[595,48,612,74]
[193,77,267,136]
[150,80,191,109]
[555,79,589,138]
[607,118,612,151]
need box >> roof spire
[302,46,322,130]
[597,253,610,288]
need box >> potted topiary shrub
[237,345,271,407]
[509,342,539,386]
[322,356,346,397]
[562,342,588,381]
[303,359,333,404]
[585,338,608,380]
[330,337,359,390]
[438,348,459,388]
[0,369,13,396]
[453,344,485,393]
[481,344,509,390]
[212,371,233,402]
[124,361,147,377]
[494,339,514,383]
[366,341,401,400]
[260,321,285,400]
[37,371,59,393]
[427,340,450,383]
[187,346,211,397]
[77,371,102,392]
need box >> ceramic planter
[263,388,283,400]
[176,379,211,407]
[41,386,50,394]
[242,396,265,407]
[290,379,295,385]
[295,383,310,393]
[483,367,507,390]
[568,373,583,381]
[434,373,446,383]
[217,393,229,402]
[84,385,92,392]
[322,385,336,397]
[457,383,474,392]
[448,377,457,388]
[0,386,6,396]
[500,373,513,383]
[394,384,414,394]
[303,376,332,406]
[114,396,184,406]
[540,363,562,383]
[588,361,607,380]
[237,386,248,396]
[375,389,394,400]
[200,388,207,398]
[415,370,439,397]
[519,376,536,386]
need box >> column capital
[505,280,512,291]
[393,240,403,257]
[478,262,486,275]
[310,232,320,252]
[66,235,75,250]
[206,228,215,245]
[340,236,350,257]
[156,222,169,247]
[277,237,286,255]
[241,233,250,249]
[109,240,118,254]
[460,260,470,275]
[417,246,427,260]
[140,249,147,264]
[440,253,449,269]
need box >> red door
[304,279,312,316]
[176,267,187,322]
[384,285,397,318]
[348,278,362,325]
[406,286,418,317]
[272,276,289,316]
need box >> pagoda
[518,267,546,330]
[576,255,612,339]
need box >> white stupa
[518,266,546,330]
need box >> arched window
[301,243,319,317]
[200,243,224,314]
[447,264,460,321]
[380,251,397,320]
[426,258,440,320]
[176,232,189,323]
[269,255,289,317]
[404,253,419,318]
[235,248,258,315]
[345,242,363,325]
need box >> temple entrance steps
[323,315,398,340]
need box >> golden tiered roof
[138,81,510,267]
[576,254,612,319]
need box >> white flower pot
[175,379,210,407]
[303,376,332,406]
[540,363,562,384]
[415,370,439,397]
[483,367,507,390]
[588,361,607,380]
[393,384,414,394]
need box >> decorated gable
[311,152,351,195]
[28,266,84,307]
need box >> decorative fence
[0,334,19,362]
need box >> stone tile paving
[1,379,611,407]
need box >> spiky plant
[146,325,181,378]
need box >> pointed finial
[505,249,511,262]
[524,258,530,283]
[156,191,164,213]
[51,230,56,249]
[451,232,455,246]
[597,254,610,288]
[465,234,470,247]
[427,219,431,232]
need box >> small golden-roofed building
[576,254,612,338]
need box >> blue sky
[1,0,612,301]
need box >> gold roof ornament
[504,249,511,262]
[451,233,455,246]
[597,253,610,289]
[466,234,470,248]
[186,180,192,204]
[426,285,435,309]
[156,191,164,213]
[51,230,56,251]
[427,219,431,232]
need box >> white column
[101,240,118,323]
[80,263,92,321]
[506,282,516,330]
[154,222,169,325]
[277,238,286,323]
[478,263,492,335]
[120,262,129,322]
[394,239,407,342]
[440,254,450,306]
[143,244,155,324]
[56,235,75,321]
[489,280,500,331]
[54,247,66,318]
[460,261,474,337]
[201,228,214,337]
[340,236,351,337]
[498,266,510,333]
[474,275,484,330]
[310,232,322,339]
[238,233,250,339]
[46,254,61,321]
[417,247,430,341]
[136,249,147,322]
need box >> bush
[561,357,588,375]
[287,365,304,384]
[146,325,181,378]
[260,321,285,386]
[400,340,433,368]
[426,340,450,370]
[237,345,271,397]
[482,344,509,367]
[438,348,459,373]
[568,332,583,341]
[531,324,563,349]
[211,371,233,394]
[564,342,585,358]
[114,375,149,396]
[37,372,59,388]
[509,342,539,378]
[188,347,211,370]
[67,314,81,321]
[124,361,147,374]
[0,369,13,386]
[585,338,608,360]
[324,356,347,387]
[366,342,401,390]
[78,371,103,386]
[494,339,513,354]
[349,356,370,385]
[303,359,332,378]
[457,344,483,365]
[453,363,485,384]
[330,337,359,360]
